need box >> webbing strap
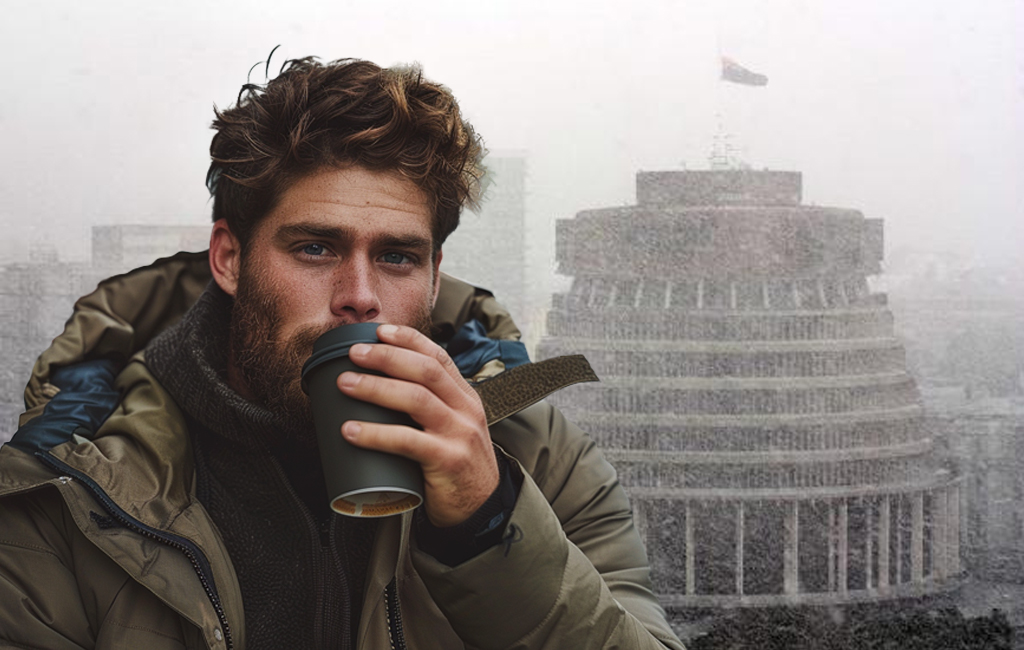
[473,355,599,426]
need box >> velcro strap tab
[473,355,599,426]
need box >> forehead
[261,165,433,238]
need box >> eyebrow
[274,223,433,252]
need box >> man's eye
[302,243,326,256]
[380,252,411,265]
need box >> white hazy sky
[2,0,1022,286]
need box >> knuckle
[393,432,417,457]
[410,385,434,410]
[374,343,394,363]
[358,372,381,392]
[421,358,446,384]
[434,346,455,369]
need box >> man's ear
[210,219,242,297]
[431,249,443,308]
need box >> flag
[721,57,768,86]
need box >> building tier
[538,170,960,608]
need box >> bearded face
[228,252,434,446]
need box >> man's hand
[337,323,499,527]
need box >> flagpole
[714,22,724,169]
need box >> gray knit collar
[145,282,310,450]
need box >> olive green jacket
[0,252,683,650]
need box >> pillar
[735,502,745,596]
[827,505,836,591]
[784,501,800,595]
[911,492,924,583]
[865,500,874,590]
[633,498,648,553]
[685,502,695,595]
[895,497,903,585]
[633,279,645,308]
[879,495,891,591]
[838,500,849,594]
[933,489,949,579]
[948,485,961,575]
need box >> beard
[228,259,434,447]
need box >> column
[633,279,645,308]
[838,278,850,306]
[933,489,949,580]
[586,278,598,308]
[729,282,738,309]
[911,492,924,583]
[879,496,891,591]
[663,281,673,309]
[865,501,874,591]
[685,502,695,595]
[784,501,800,595]
[895,497,903,585]
[735,502,745,596]
[762,280,771,309]
[948,485,961,575]
[827,505,836,591]
[633,498,648,553]
[838,500,849,594]
[817,278,828,307]
[696,279,705,309]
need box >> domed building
[538,169,960,607]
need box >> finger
[337,371,453,431]
[341,420,445,467]
[347,340,471,408]
[375,323,465,384]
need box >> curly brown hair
[207,56,487,251]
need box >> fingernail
[378,324,398,337]
[349,343,370,358]
[339,372,361,388]
[343,422,361,439]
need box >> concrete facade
[538,169,960,608]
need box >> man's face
[223,166,441,440]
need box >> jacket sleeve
[410,402,685,650]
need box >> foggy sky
[2,0,1022,294]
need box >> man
[0,57,683,649]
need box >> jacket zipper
[266,455,340,648]
[384,576,407,650]
[37,453,234,650]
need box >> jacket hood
[22,251,526,424]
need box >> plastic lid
[300,322,381,385]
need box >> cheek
[267,274,333,332]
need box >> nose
[330,257,381,322]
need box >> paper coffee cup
[301,323,424,517]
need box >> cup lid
[300,323,382,386]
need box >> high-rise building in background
[0,256,96,439]
[91,225,211,273]
[439,155,528,336]
[538,169,961,608]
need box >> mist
[2,0,1023,644]
[2,0,1021,283]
